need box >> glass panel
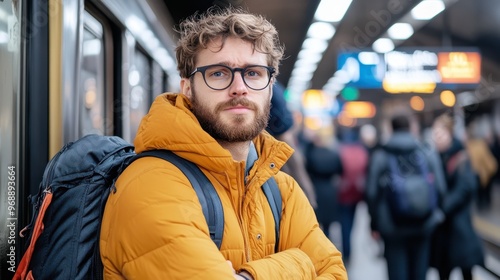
[0,0,21,277]
[129,49,151,140]
[79,12,105,136]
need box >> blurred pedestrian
[359,124,384,257]
[430,113,484,280]
[305,129,343,240]
[464,116,498,211]
[337,128,368,264]
[365,112,446,280]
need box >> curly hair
[175,6,284,78]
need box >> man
[100,7,347,279]
[365,112,446,280]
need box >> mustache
[217,98,258,111]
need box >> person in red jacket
[100,6,347,280]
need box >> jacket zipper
[239,165,251,262]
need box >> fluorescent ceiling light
[307,22,336,40]
[387,23,414,40]
[314,0,353,22]
[292,65,317,76]
[290,72,313,82]
[297,50,323,61]
[302,38,328,53]
[295,57,321,67]
[372,38,395,53]
[358,52,380,65]
[411,0,445,20]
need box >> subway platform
[328,202,499,280]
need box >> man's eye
[208,68,229,78]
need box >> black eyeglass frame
[189,64,276,91]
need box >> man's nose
[230,71,248,96]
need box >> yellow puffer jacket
[100,93,346,279]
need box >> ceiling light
[387,23,414,40]
[294,57,321,68]
[372,38,395,53]
[307,22,336,40]
[302,38,329,53]
[297,50,323,61]
[314,0,353,22]
[292,65,317,76]
[411,0,445,20]
[358,52,380,65]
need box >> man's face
[182,37,272,142]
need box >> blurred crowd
[269,88,499,280]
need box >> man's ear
[180,78,192,100]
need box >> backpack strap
[13,190,53,280]
[134,150,224,249]
[262,176,282,252]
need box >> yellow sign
[382,81,436,94]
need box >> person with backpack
[365,112,446,280]
[98,7,346,280]
[429,113,484,280]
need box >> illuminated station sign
[337,48,481,93]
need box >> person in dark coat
[266,82,317,208]
[305,131,343,240]
[365,112,446,280]
[430,113,484,280]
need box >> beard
[190,87,270,142]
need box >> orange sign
[342,101,376,118]
[438,52,481,84]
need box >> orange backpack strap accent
[13,190,53,280]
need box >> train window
[79,11,106,137]
[129,48,152,140]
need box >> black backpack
[384,149,438,223]
[14,134,282,280]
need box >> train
[0,0,180,278]
[1,0,499,279]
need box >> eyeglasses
[189,64,275,91]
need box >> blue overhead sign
[337,52,384,88]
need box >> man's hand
[227,260,254,280]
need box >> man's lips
[224,105,251,113]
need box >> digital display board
[337,48,481,93]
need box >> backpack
[384,149,438,223]
[13,134,282,280]
[338,144,368,205]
